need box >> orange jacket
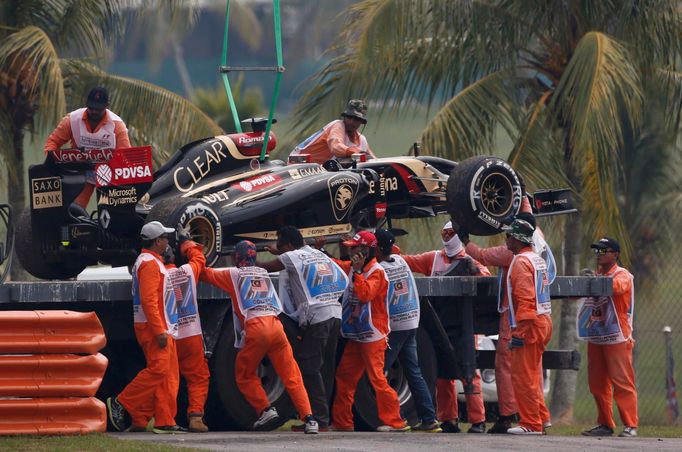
[136,249,170,337]
[166,241,206,277]
[199,267,254,329]
[291,120,376,164]
[333,257,390,337]
[402,249,491,277]
[597,263,634,340]
[44,109,130,152]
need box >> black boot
[487,414,517,434]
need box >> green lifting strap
[220,0,284,161]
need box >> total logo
[233,174,281,192]
[114,165,152,181]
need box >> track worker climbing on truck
[503,218,552,435]
[329,231,409,432]
[289,99,377,166]
[257,226,348,432]
[459,197,555,433]
[375,229,440,432]
[199,240,318,434]
[162,227,210,433]
[580,237,638,438]
[107,221,186,434]
[401,221,489,434]
[44,87,130,209]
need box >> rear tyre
[352,326,437,430]
[14,209,87,279]
[446,156,522,235]
[145,198,222,266]
[209,314,296,430]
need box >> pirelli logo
[31,176,63,209]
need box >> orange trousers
[436,375,485,423]
[332,339,404,429]
[236,316,311,420]
[118,325,179,428]
[177,334,210,416]
[495,313,518,417]
[510,315,552,431]
[588,341,638,428]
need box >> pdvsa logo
[114,165,152,181]
[233,174,280,192]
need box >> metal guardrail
[0,276,612,304]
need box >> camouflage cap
[502,218,535,245]
[341,99,368,124]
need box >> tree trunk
[550,135,581,423]
[8,126,29,281]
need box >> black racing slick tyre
[209,314,296,430]
[446,156,523,235]
[14,209,87,279]
[145,198,222,266]
[353,326,437,430]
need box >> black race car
[16,118,568,280]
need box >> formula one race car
[16,118,571,280]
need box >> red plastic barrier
[0,353,108,397]
[0,397,106,435]
[0,311,106,354]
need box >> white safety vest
[69,107,122,150]
[577,267,634,344]
[380,255,420,331]
[506,251,551,328]
[430,250,466,276]
[341,262,388,343]
[167,264,202,340]
[228,266,282,348]
[132,253,178,337]
[279,246,348,325]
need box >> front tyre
[446,156,522,235]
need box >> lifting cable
[219,0,284,162]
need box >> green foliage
[192,76,265,134]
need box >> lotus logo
[335,185,353,210]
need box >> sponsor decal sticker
[289,166,324,180]
[173,140,229,193]
[51,148,114,163]
[99,209,111,229]
[31,176,63,209]
[235,223,352,240]
[98,186,138,207]
[328,174,360,221]
[232,174,281,192]
[201,189,229,204]
[96,164,112,186]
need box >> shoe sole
[581,432,613,437]
[152,428,188,434]
[106,398,124,432]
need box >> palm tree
[0,1,223,278]
[291,0,682,421]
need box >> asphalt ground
[109,431,682,451]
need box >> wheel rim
[480,172,514,217]
[187,216,216,257]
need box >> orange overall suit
[165,243,210,421]
[331,257,405,430]
[507,247,553,432]
[587,264,638,429]
[402,249,488,425]
[200,267,312,421]
[118,245,185,429]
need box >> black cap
[375,229,395,251]
[590,236,620,253]
[87,87,109,110]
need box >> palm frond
[61,60,223,165]
[0,25,65,133]
[550,31,643,259]
[418,70,518,160]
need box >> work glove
[456,225,470,245]
[162,245,175,265]
[509,336,525,349]
[177,223,192,245]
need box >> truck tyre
[14,209,87,279]
[208,314,296,430]
[145,198,222,266]
[446,156,522,235]
[352,326,437,430]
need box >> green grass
[547,424,682,438]
[0,433,198,452]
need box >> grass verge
[0,433,199,451]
